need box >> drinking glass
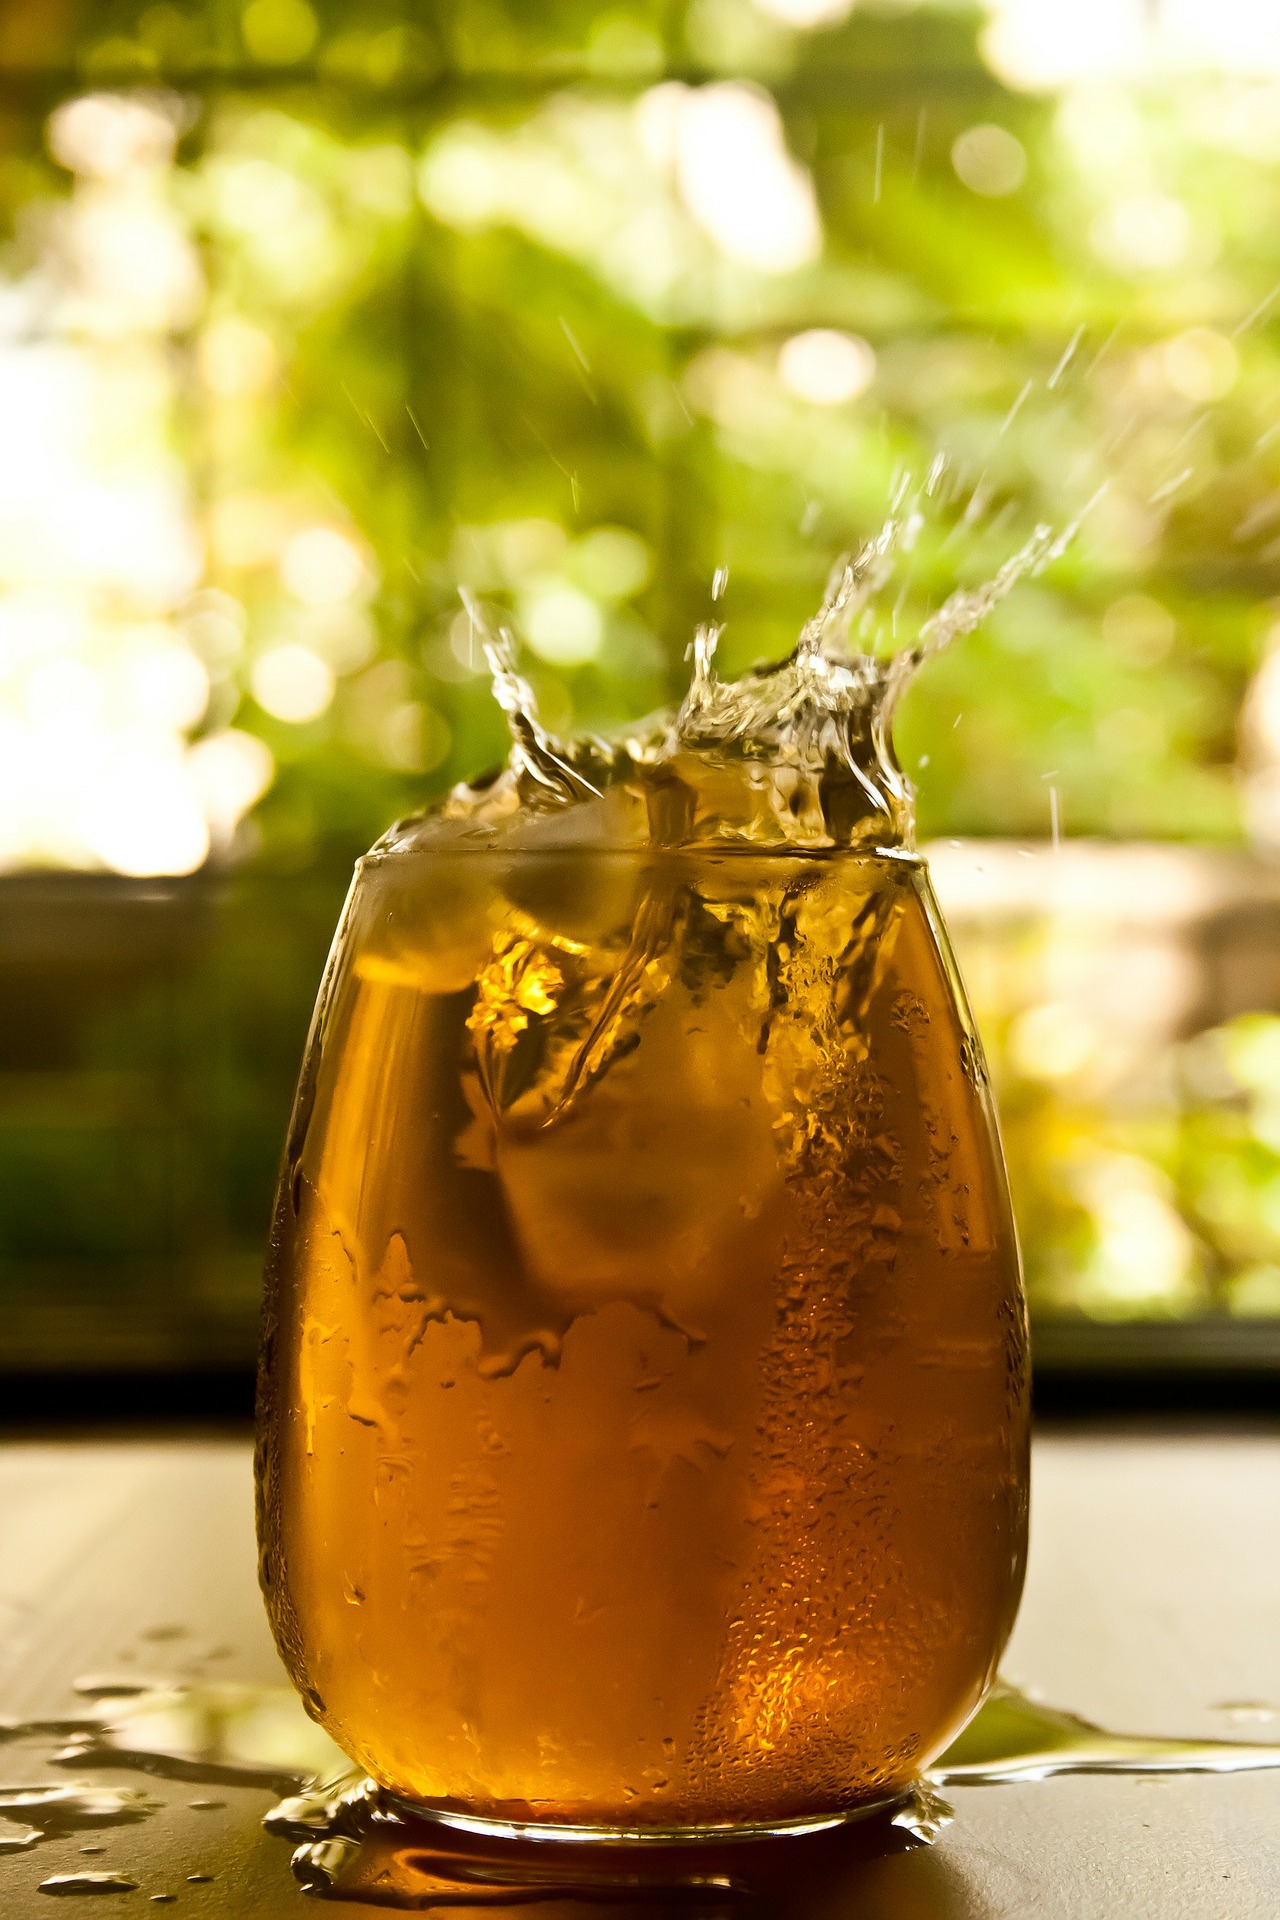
[256,841,1029,1839]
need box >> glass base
[385,1792,909,1847]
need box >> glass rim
[362,839,925,867]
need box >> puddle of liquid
[0,1782,160,1853]
[5,1676,1280,1905]
[280,1780,954,1908]
[72,1678,182,1702]
[52,1678,347,1795]
[37,1871,140,1896]
[933,1680,1280,1785]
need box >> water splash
[404,498,1059,860]
[385,506,1061,1158]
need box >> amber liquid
[256,848,1029,1833]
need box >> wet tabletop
[1,1428,1279,1917]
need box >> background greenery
[6,0,1280,1366]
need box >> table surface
[1,1426,1279,1917]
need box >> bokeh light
[280,527,369,606]
[251,643,336,722]
[669,83,822,273]
[951,123,1028,196]
[777,330,877,405]
[750,0,854,26]
[521,585,606,666]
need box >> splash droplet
[426,489,1057,862]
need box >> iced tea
[256,844,1028,1833]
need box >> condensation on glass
[257,841,1029,1834]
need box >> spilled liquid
[0,1781,158,1853]
[4,1678,1280,1903]
[37,1871,141,1896]
[932,1679,1280,1784]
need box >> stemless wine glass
[256,838,1029,1840]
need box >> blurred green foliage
[970,962,1280,1324]
[8,0,1280,1361]
[6,0,1280,859]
